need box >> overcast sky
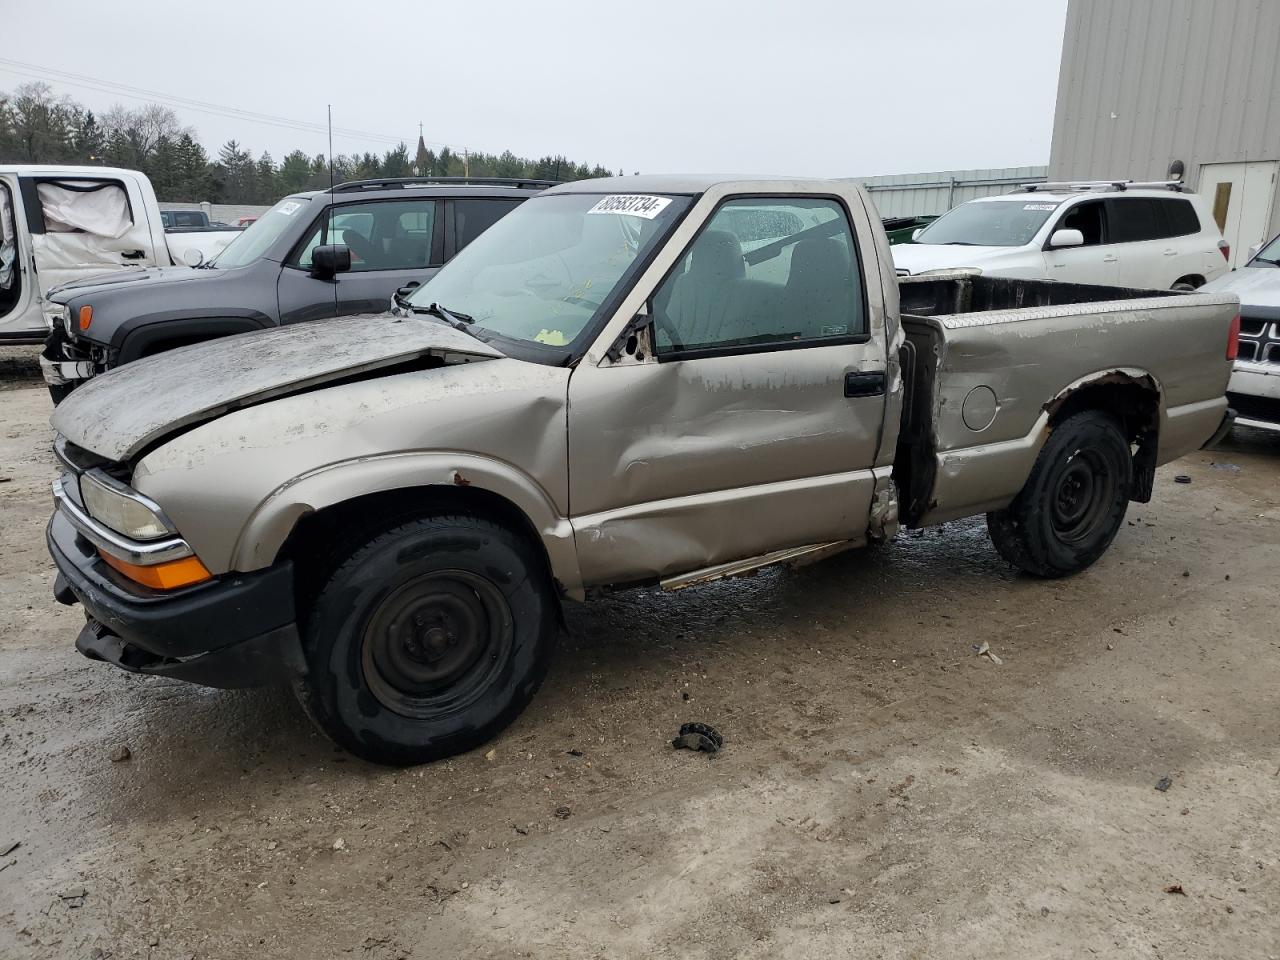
[4,0,1068,177]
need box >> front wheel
[294,512,557,765]
[987,410,1133,577]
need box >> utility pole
[463,149,470,178]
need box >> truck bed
[893,272,1237,527]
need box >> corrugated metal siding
[1050,0,1280,233]
[846,166,1048,217]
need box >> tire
[986,410,1133,578]
[293,512,557,766]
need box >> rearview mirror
[311,244,351,278]
[1049,228,1085,249]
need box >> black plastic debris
[1156,776,1173,792]
[672,722,724,755]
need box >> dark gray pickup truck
[41,177,550,401]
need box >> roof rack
[330,176,559,193]
[1020,179,1185,193]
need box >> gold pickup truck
[45,175,1240,765]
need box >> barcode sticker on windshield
[587,195,672,219]
[1022,203,1057,211]
[277,201,302,216]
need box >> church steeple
[414,122,431,175]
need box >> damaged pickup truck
[46,175,1240,765]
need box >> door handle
[120,249,146,260]
[1102,255,1119,263]
[844,371,886,398]
[1163,249,1178,256]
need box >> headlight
[80,471,173,541]
[46,304,69,333]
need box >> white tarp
[0,184,14,290]
[36,181,133,238]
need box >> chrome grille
[1238,313,1280,365]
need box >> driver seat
[663,230,746,348]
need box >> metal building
[850,166,1047,218]
[1049,0,1280,265]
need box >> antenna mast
[327,104,335,192]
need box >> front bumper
[40,354,97,387]
[47,510,305,689]
[1227,363,1280,432]
[41,322,103,387]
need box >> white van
[892,180,1229,290]
[0,165,241,344]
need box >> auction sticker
[1022,203,1058,211]
[587,195,672,219]
[277,201,302,216]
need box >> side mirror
[311,244,351,278]
[1247,243,1262,260]
[1048,228,1085,249]
[911,228,923,241]
[181,247,204,267]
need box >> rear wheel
[294,512,557,765]
[987,410,1133,577]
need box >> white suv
[892,180,1230,290]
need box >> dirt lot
[2,345,1279,959]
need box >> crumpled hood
[891,243,1031,276]
[47,265,199,300]
[51,314,504,462]
[1201,265,1280,311]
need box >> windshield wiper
[1251,255,1280,266]
[409,302,483,337]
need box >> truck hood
[890,243,1029,275]
[1201,265,1280,311]
[47,265,200,300]
[51,314,504,462]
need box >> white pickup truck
[0,165,242,345]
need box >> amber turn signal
[99,551,213,590]
[78,305,93,330]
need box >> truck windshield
[210,196,310,268]
[1250,233,1280,266]
[406,192,691,347]
[915,200,1060,247]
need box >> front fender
[233,451,585,600]
[117,312,274,363]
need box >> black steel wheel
[294,512,557,765]
[987,410,1133,577]
[360,569,514,719]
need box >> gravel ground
[1,345,1279,959]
